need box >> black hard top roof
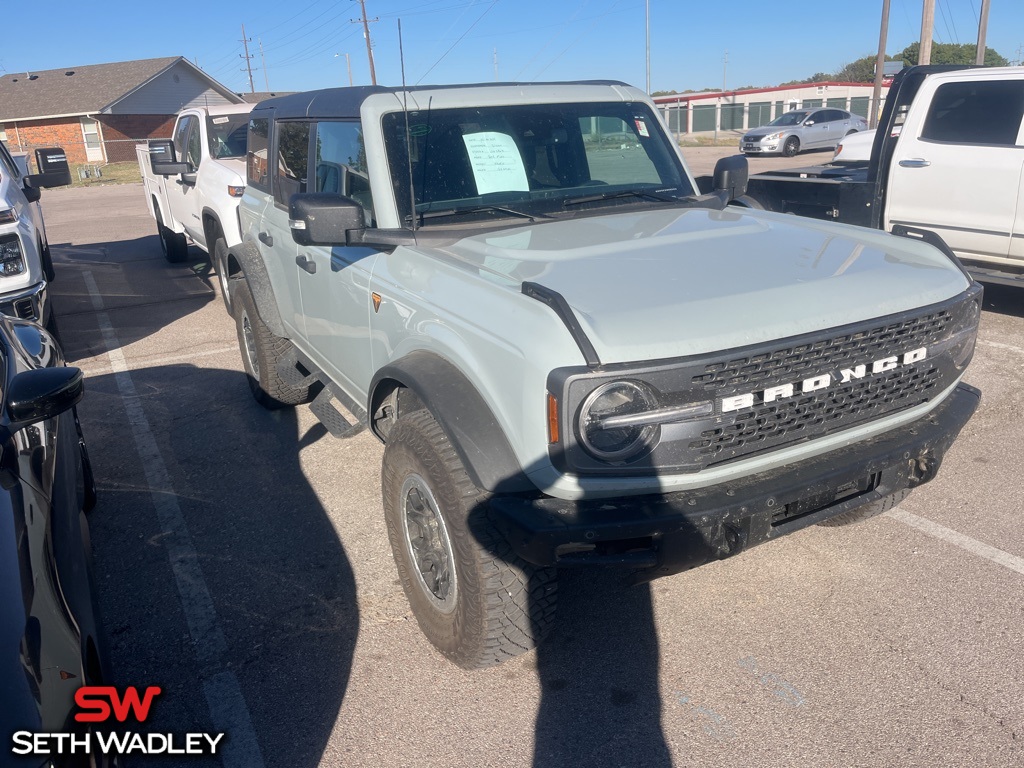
[252,81,631,120]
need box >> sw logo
[10,685,225,758]
[74,685,162,723]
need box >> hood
[442,207,971,364]
[215,157,247,185]
[743,127,781,139]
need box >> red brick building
[0,57,244,165]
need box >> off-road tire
[382,409,557,669]
[213,238,233,314]
[818,488,911,527]
[154,202,188,263]
[782,136,800,157]
[233,279,312,409]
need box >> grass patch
[69,162,142,186]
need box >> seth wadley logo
[10,686,226,758]
[720,347,928,413]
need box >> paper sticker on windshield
[634,119,649,138]
[462,132,529,195]
[212,116,230,124]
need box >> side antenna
[399,19,417,233]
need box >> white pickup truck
[744,65,1024,287]
[137,104,252,282]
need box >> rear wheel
[232,280,312,409]
[782,136,800,157]
[818,488,910,527]
[382,409,557,669]
[154,202,188,263]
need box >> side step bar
[276,348,367,439]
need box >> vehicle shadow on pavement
[979,282,1024,320]
[79,364,356,768]
[531,570,672,767]
[49,236,216,355]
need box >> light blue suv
[742,108,868,156]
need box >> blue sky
[5,1,1021,94]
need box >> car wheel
[213,238,233,314]
[782,136,800,157]
[154,201,189,264]
[232,279,313,409]
[382,409,557,669]
[818,488,910,527]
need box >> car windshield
[206,115,250,159]
[768,111,809,127]
[381,102,693,223]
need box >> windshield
[768,111,809,127]
[381,102,693,223]
[206,114,250,159]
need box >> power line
[416,0,500,83]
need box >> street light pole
[871,0,890,129]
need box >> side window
[274,121,310,207]
[922,80,1024,146]
[186,120,202,169]
[247,117,270,192]
[173,116,194,163]
[0,141,20,180]
[314,121,374,224]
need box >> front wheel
[154,202,188,263]
[213,238,233,314]
[232,280,313,409]
[782,136,800,157]
[382,409,557,669]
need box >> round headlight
[578,381,659,462]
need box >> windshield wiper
[561,189,684,207]
[408,204,552,224]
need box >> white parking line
[83,271,265,768]
[78,345,239,376]
[977,339,1024,356]
[889,508,1024,577]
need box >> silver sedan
[741,108,868,157]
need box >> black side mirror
[24,147,72,188]
[149,139,190,176]
[6,366,84,430]
[289,193,365,246]
[712,155,748,202]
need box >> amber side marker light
[547,393,560,444]
[227,185,245,198]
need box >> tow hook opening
[909,454,939,486]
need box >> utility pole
[871,0,890,129]
[919,0,935,65]
[259,38,269,91]
[974,0,991,65]
[351,0,378,86]
[645,0,650,94]
[239,24,255,94]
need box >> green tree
[900,42,1008,67]
[833,54,901,83]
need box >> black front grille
[691,308,952,393]
[688,307,958,466]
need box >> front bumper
[490,383,979,582]
[0,280,48,323]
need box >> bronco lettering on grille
[720,347,928,413]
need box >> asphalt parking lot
[43,152,1023,767]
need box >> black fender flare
[228,240,286,337]
[370,351,534,494]
[200,207,224,249]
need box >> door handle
[258,231,274,246]
[898,158,931,168]
[296,254,317,274]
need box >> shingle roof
[0,57,188,121]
